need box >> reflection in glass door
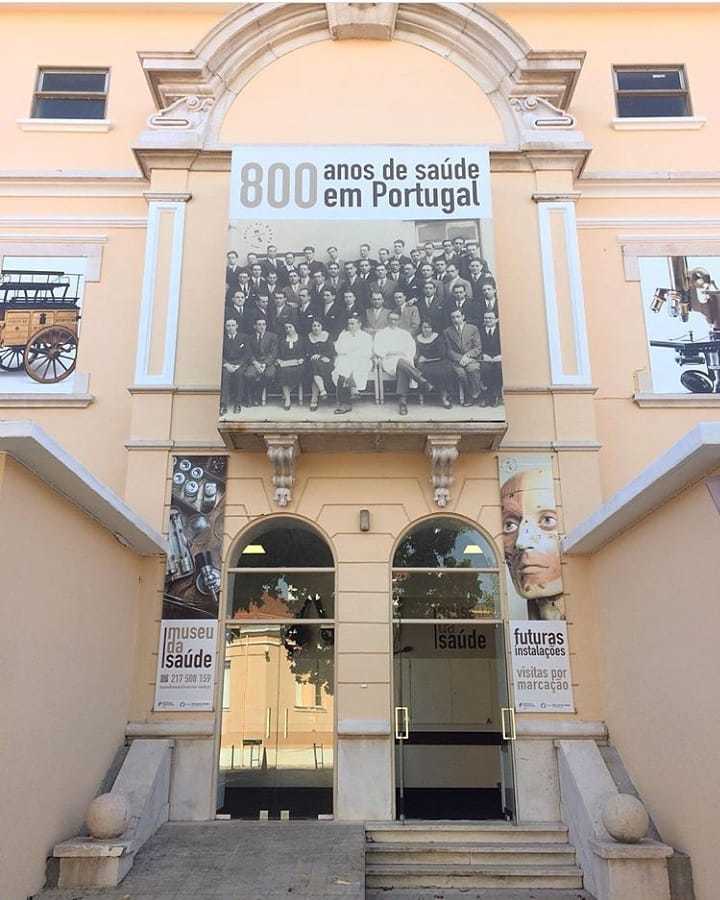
[218,518,335,819]
[392,518,516,821]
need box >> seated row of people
[221,306,502,416]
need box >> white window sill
[634,392,720,407]
[611,116,706,131]
[0,392,93,408]
[17,118,113,133]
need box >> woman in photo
[306,317,334,411]
[276,321,306,410]
[415,319,453,409]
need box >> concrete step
[365,821,569,844]
[365,862,584,890]
[366,890,594,899]
[366,841,577,866]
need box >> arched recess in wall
[219,39,505,145]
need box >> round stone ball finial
[86,792,129,839]
[602,793,649,843]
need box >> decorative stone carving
[602,794,650,844]
[147,95,215,131]
[265,435,299,507]
[327,2,398,40]
[510,95,575,130]
[426,435,460,508]
[85,792,129,839]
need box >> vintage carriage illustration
[0,268,81,383]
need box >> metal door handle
[395,706,410,740]
[501,706,516,741]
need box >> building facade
[1,3,720,900]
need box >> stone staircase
[364,821,589,895]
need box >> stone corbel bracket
[265,434,299,507]
[426,434,461,508]
[327,3,398,40]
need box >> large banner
[221,145,504,423]
[498,454,565,621]
[164,454,227,620]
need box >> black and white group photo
[221,221,504,422]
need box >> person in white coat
[332,314,374,414]
[374,311,431,415]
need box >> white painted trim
[0,420,167,556]
[0,393,93,408]
[0,171,147,198]
[516,719,608,741]
[578,170,720,199]
[634,392,720,408]
[578,217,720,230]
[610,116,706,131]
[0,216,145,229]
[537,201,592,386]
[0,237,105,281]
[134,201,186,386]
[563,422,720,555]
[126,721,214,738]
[17,117,113,133]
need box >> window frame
[612,64,692,118]
[31,67,110,120]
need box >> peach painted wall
[0,454,151,900]
[589,476,720,900]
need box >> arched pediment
[135,2,587,159]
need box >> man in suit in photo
[248,263,268,299]
[295,287,318,337]
[391,238,412,268]
[444,308,484,405]
[410,247,423,271]
[355,242,378,271]
[355,259,374,308]
[467,258,493,300]
[221,318,251,414]
[283,252,298,281]
[319,286,342,338]
[303,245,327,277]
[365,291,391,335]
[417,280,446,333]
[370,263,398,307]
[310,269,329,305]
[226,251,242,301]
[447,283,482,327]
[393,288,421,337]
[270,292,298,334]
[265,269,281,300]
[245,318,279,405]
[445,262,472,304]
[480,310,502,406]
[400,261,421,300]
[326,261,344,298]
[479,280,500,318]
[225,290,252,335]
[327,245,343,271]
[263,245,286,285]
[283,270,303,305]
[438,238,458,268]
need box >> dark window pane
[616,69,683,91]
[234,519,333,568]
[33,97,106,119]
[617,93,688,117]
[392,571,500,619]
[228,572,334,619]
[394,521,496,568]
[40,71,106,92]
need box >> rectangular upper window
[613,66,691,118]
[32,68,109,119]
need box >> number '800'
[238,162,318,209]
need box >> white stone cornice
[133,1,588,167]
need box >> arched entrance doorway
[392,516,516,821]
[218,517,336,820]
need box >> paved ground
[366,893,594,899]
[39,821,365,900]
